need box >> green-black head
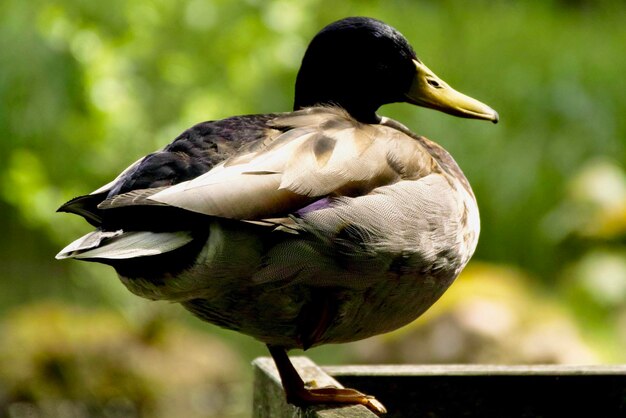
[294,17,498,124]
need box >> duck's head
[294,17,499,124]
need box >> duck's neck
[293,92,382,124]
[293,68,383,124]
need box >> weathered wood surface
[326,364,626,418]
[253,359,626,418]
[252,356,378,418]
[324,363,626,376]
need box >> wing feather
[90,157,145,195]
[140,108,435,220]
[56,230,193,260]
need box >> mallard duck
[57,17,498,414]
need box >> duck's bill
[405,59,499,124]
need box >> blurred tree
[1,0,625,416]
[0,302,243,417]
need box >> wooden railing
[253,357,626,417]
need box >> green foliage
[0,303,243,417]
[2,0,625,274]
[1,0,625,415]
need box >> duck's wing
[57,108,439,262]
[57,114,278,227]
[109,107,435,222]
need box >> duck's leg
[267,344,387,414]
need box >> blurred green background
[1,0,625,416]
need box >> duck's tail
[55,229,193,260]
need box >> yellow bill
[405,59,499,123]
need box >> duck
[56,17,498,414]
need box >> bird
[56,16,498,414]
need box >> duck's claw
[268,344,386,414]
[287,385,387,414]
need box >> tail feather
[56,229,193,260]
[57,192,108,226]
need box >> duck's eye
[427,78,441,88]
